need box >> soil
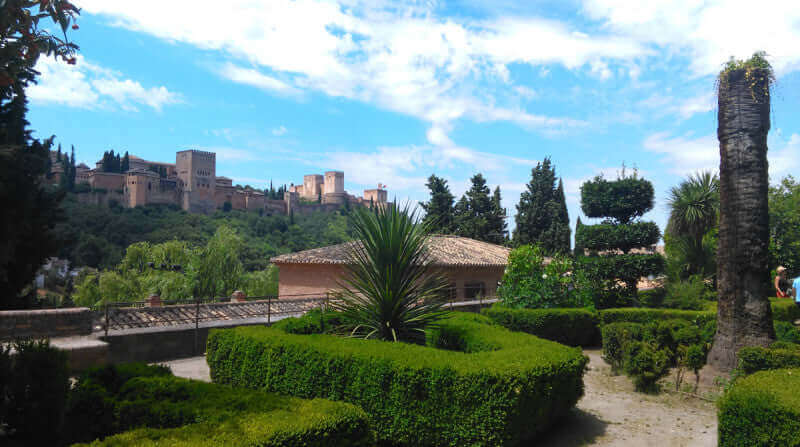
[538,350,724,446]
[163,349,726,446]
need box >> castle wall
[73,190,126,207]
[176,150,216,214]
[265,198,286,215]
[89,172,125,191]
[245,192,265,211]
[302,175,323,201]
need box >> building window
[464,282,485,300]
[448,283,457,300]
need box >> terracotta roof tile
[271,235,510,267]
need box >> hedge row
[598,308,716,326]
[68,363,370,447]
[771,299,800,322]
[207,312,588,446]
[738,346,800,375]
[482,306,600,346]
[718,368,800,447]
[575,221,661,253]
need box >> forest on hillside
[54,194,355,271]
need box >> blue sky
[27,0,800,236]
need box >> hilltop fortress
[53,149,387,216]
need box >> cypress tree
[514,157,569,253]
[121,151,130,172]
[0,90,63,308]
[454,173,495,243]
[574,216,584,256]
[421,174,455,234]
[68,145,76,191]
[487,186,508,244]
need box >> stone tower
[303,174,324,201]
[323,171,345,204]
[176,149,217,214]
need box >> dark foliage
[575,222,661,254]
[483,305,600,347]
[514,158,570,253]
[580,173,654,225]
[453,173,508,244]
[421,174,455,234]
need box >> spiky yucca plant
[334,203,449,343]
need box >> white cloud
[27,56,180,112]
[219,64,300,96]
[76,0,638,139]
[642,131,800,178]
[582,0,800,76]
[271,125,288,136]
[638,91,715,120]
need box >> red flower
[72,24,79,30]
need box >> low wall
[0,307,92,340]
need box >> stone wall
[0,307,93,340]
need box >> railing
[95,293,331,336]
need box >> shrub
[67,364,370,447]
[638,287,667,308]
[737,346,800,375]
[207,312,588,446]
[772,298,800,322]
[663,275,712,310]
[482,305,600,346]
[272,308,347,335]
[775,321,800,344]
[718,368,800,447]
[623,341,670,392]
[1,339,69,444]
[598,307,715,326]
[685,343,708,391]
[575,222,661,254]
[601,322,645,371]
[499,244,592,309]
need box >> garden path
[162,350,720,446]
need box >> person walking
[775,266,791,298]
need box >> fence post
[267,295,272,325]
[104,302,109,337]
[194,298,200,356]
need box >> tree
[421,174,455,234]
[0,89,64,308]
[454,173,497,242]
[334,203,448,342]
[665,171,719,280]
[769,176,800,273]
[192,225,243,298]
[121,151,129,172]
[708,52,775,371]
[514,158,570,253]
[486,186,508,244]
[576,169,663,307]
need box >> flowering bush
[498,244,593,308]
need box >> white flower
[542,274,548,279]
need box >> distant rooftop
[271,235,510,268]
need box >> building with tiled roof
[270,235,511,300]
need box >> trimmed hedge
[718,369,800,447]
[482,305,600,347]
[771,299,800,322]
[737,346,800,375]
[207,312,588,446]
[575,222,661,253]
[68,364,370,447]
[599,307,715,326]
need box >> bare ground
[538,350,724,447]
[162,350,725,447]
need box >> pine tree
[421,174,455,234]
[514,157,569,253]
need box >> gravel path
[162,349,720,446]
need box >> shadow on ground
[530,408,608,446]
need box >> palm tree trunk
[707,67,774,372]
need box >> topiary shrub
[772,298,800,322]
[623,341,670,392]
[775,321,800,344]
[67,364,370,447]
[207,312,588,446]
[601,322,644,371]
[482,305,600,346]
[718,368,800,447]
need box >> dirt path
[539,350,719,446]
[162,350,721,446]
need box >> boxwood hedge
[738,346,800,375]
[771,299,800,322]
[482,305,600,347]
[718,368,800,447]
[206,312,588,446]
[68,364,370,447]
[598,308,715,326]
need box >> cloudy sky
[28,0,800,236]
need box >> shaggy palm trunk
[707,68,774,371]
